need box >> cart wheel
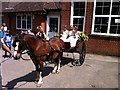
[79,42,86,66]
[72,59,81,66]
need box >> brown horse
[12,33,64,87]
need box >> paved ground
[0,49,119,89]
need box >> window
[94,17,109,33]
[71,1,87,32]
[95,2,111,15]
[92,0,120,36]
[110,17,120,34]
[16,15,32,30]
[49,18,58,32]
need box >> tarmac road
[0,49,119,89]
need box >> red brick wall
[3,14,16,35]
[32,14,46,34]
[87,36,120,56]
[60,2,71,33]
[85,2,93,35]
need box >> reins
[21,50,31,60]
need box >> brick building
[1,1,120,56]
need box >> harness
[23,40,61,61]
[34,41,61,61]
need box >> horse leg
[52,54,61,74]
[56,52,62,73]
[31,59,40,83]
[56,57,61,73]
[36,61,43,87]
[34,64,39,83]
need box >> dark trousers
[4,47,11,57]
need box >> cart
[63,40,86,66]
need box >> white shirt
[3,26,7,31]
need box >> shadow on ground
[5,66,53,89]
[5,57,73,89]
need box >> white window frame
[70,0,87,33]
[16,14,32,30]
[46,15,60,37]
[91,0,120,36]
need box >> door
[47,16,60,39]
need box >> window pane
[22,16,26,29]
[94,17,108,33]
[104,2,111,6]
[94,25,101,32]
[110,17,120,34]
[17,16,21,28]
[101,25,108,33]
[103,7,110,15]
[96,2,103,6]
[111,2,120,15]
[110,26,117,34]
[74,2,85,16]
[95,7,102,15]
[73,18,84,31]
[118,26,120,34]
[27,16,31,29]
[95,2,110,15]
[49,18,58,32]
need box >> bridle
[13,39,31,60]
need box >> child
[1,30,13,58]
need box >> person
[27,30,35,36]
[1,30,13,59]
[0,29,3,49]
[60,26,69,42]
[0,23,8,38]
[68,26,80,50]
[36,25,48,40]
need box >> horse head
[12,34,27,60]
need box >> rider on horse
[36,25,48,40]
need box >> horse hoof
[52,72,56,74]
[56,71,60,74]
[36,84,42,87]
[36,82,43,87]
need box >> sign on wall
[115,19,120,23]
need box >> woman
[60,26,69,42]
[68,26,79,49]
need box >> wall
[60,2,71,33]
[85,2,120,56]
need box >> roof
[2,2,61,13]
